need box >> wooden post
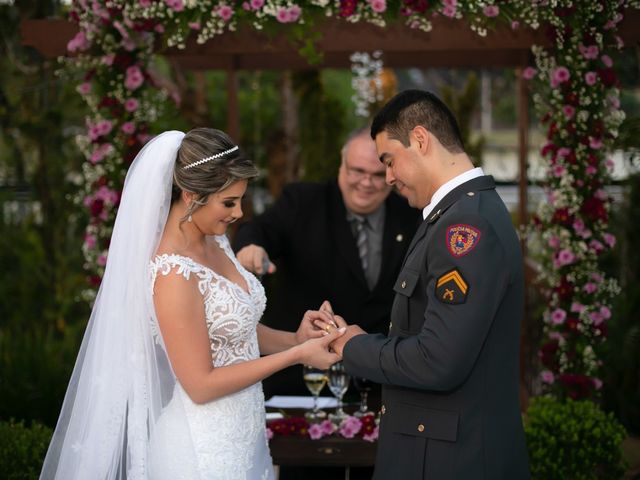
[226,56,240,142]
[516,62,530,412]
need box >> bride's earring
[188,214,192,223]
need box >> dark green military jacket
[343,175,530,479]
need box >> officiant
[233,127,420,400]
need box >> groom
[326,90,530,479]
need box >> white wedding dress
[147,235,275,480]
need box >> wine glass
[352,376,373,417]
[327,362,350,423]
[303,365,328,421]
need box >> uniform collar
[422,167,485,220]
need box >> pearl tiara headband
[182,145,239,170]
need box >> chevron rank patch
[446,224,481,257]
[436,269,468,304]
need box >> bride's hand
[295,302,338,343]
[294,327,346,369]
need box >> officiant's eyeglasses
[344,162,387,188]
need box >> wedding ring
[324,324,332,332]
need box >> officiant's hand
[236,244,276,276]
[294,327,346,370]
[329,324,366,358]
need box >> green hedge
[525,396,627,480]
[0,420,52,480]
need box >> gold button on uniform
[417,424,425,432]
[381,405,386,415]
[467,191,475,196]
[401,280,406,289]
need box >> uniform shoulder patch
[446,224,481,257]
[435,269,468,304]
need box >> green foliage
[439,72,485,166]
[525,397,627,480]
[601,139,640,434]
[0,419,52,480]
[293,70,347,182]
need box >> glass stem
[359,391,368,413]
[313,394,319,413]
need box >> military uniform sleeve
[344,211,511,391]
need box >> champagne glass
[328,362,350,423]
[303,365,328,421]
[352,376,373,417]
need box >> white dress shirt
[422,167,485,220]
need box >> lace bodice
[149,235,266,368]
[147,235,273,479]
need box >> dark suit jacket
[233,181,420,397]
[343,176,530,479]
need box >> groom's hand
[330,325,366,358]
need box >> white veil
[41,131,187,479]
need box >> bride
[40,128,344,480]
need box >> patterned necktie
[352,216,369,277]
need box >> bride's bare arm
[154,273,342,404]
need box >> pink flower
[266,427,273,440]
[363,425,379,442]
[600,306,611,320]
[139,0,152,6]
[589,239,604,253]
[589,137,602,149]
[308,423,325,440]
[339,417,362,438]
[603,233,616,248]
[97,120,113,136]
[585,71,598,86]
[583,282,598,294]
[594,189,608,200]
[557,147,571,158]
[562,105,575,119]
[121,122,136,135]
[369,0,386,13]
[571,302,585,313]
[84,233,97,249]
[276,7,290,22]
[67,31,89,53]
[550,308,567,325]
[113,20,129,40]
[547,235,560,248]
[593,378,603,390]
[551,66,570,88]
[188,22,201,30]
[601,55,613,68]
[124,98,140,112]
[155,24,165,33]
[523,67,537,80]
[442,5,457,17]
[591,273,604,283]
[165,0,184,11]
[552,165,566,178]
[541,370,555,384]
[250,0,265,9]
[511,21,520,30]
[589,311,604,325]
[288,4,302,21]
[97,254,107,266]
[579,44,599,60]
[217,4,234,21]
[573,218,585,234]
[585,166,597,175]
[125,66,144,90]
[90,143,114,164]
[608,95,621,109]
[102,54,115,66]
[320,419,336,435]
[483,5,499,17]
[77,82,92,95]
[242,2,251,10]
[555,249,575,267]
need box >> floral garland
[65,0,638,401]
[266,414,379,442]
[524,1,639,401]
